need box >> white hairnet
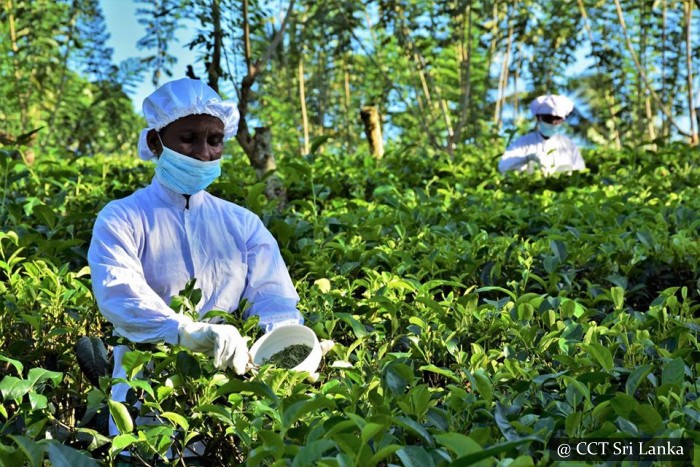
[529,94,574,119]
[137,78,240,161]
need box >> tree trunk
[360,106,384,159]
[316,51,327,134]
[243,0,252,71]
[576,0,622,148]
[6,0,26,131]
[237,0,296,204]
[343,56,354,152]
[513,43,522,116]
[207,0,222,92]
[450,1,472,153]
[493,5,512,130]
[251,127,286,206]
[661,0,668,138]
[645,94,656,142]
[613,0,692,138]
[685,0,698,144]
[46,1,80,146]
[638,0,647,141]
[298,58,310,154]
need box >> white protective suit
[87,176,303,435]
[498,130,585,176]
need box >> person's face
[537,114,565,125]
[147,114,225,162]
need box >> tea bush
[0,144,699,465]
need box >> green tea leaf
[107,400,133,434]
[110,434,138,454]
[610,393,638,419]
[46,441,98,467]
[494,404,518,441]
[28,392,47,410]
[611,286,625,309]
[282,396,336,430]
[0,355,23,375]
[451,437,537,466]
[419,364,461,382]
[630,404,663,434]
[586,343,614,372]
[476,286,517,301]
[396,445,435,467]
[360,422,385,443]
[159,412,189,430]
[661,357,685,386]
[0,443,24,464]
[216,379,279,402]
[121,350,152,380]
[550,239,568,262]
[434,432,482,457]
[625,364,652,395]
[291,440,336,467]
[394,415,434,446]
[74,336,110,387]
[565,411,583,437]
[314,278,331,293]
[26,368,62,387]
[0,376,32,401]
[195,404,233,426]
[336,312,367,338]
[367,444,403,465]
[7,435,43,467]
[176,351,202,379]
[471,370,493,404]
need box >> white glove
[178,322,248,374]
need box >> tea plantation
[0,144,699,465]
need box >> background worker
[498,94,585,175]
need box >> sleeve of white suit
[570,144,586,171]
[88,205,192,345]
[241,215,303,333]
[499,136,535,173]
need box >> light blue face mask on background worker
[155,140,222,195]
[538,121,565,138]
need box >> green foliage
[0,0,143,158]
[1,142,700,464]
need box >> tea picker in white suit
[87,78,331,462]
[498,94,585,175]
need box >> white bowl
[249,325,322,374]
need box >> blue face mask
[155,143,221,195]
[539,121,565,138]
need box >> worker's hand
[178,322,248,374]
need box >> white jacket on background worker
[499,94,585,176]
[498,130,585,175]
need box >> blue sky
[100,0,197,108]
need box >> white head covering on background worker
[529,94,575,119]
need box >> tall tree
[0,0,141,156]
